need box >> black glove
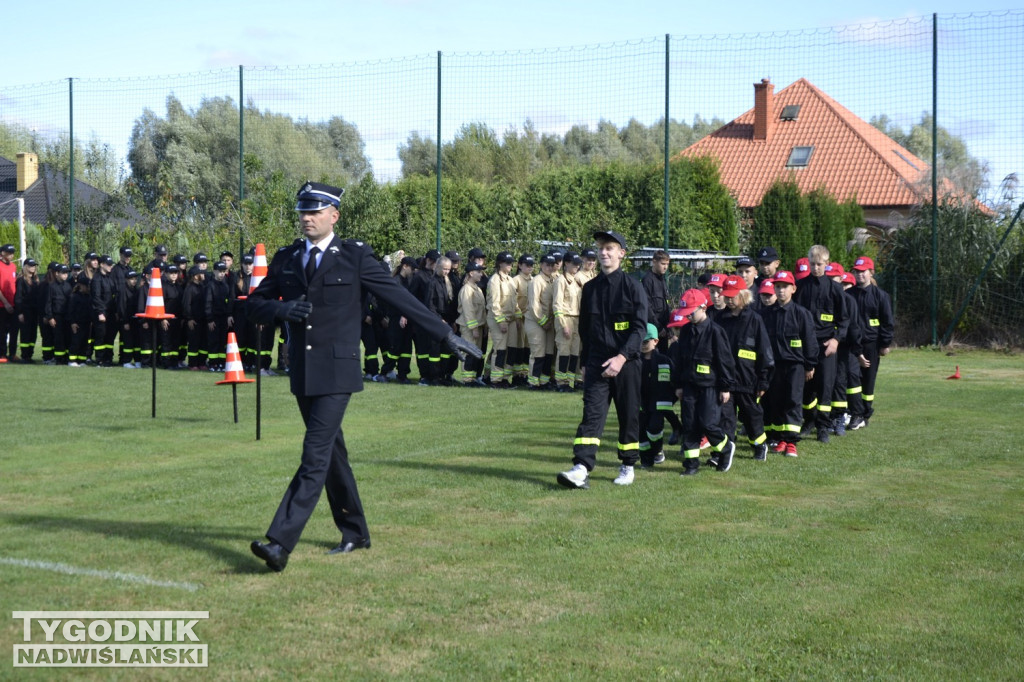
[445,330,482,362]
[278,298,313,322]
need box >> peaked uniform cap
[295,181,344,211]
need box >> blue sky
[10,0,990,82]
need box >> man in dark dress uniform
[246,182,481,572]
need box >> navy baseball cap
[593,230,627,250]
[295,181,344,211]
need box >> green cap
[644,323,659,341]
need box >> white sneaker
[557,463,589,489]
[134,362,143,369]
[123,362,135,369]
[653,451,666,464]
[68,362,81,367]
[613,465,635,486]
[386,370,398,381]
[260,368,276,377]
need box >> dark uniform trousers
[572,359,641,470]
[268,393,366,552]
[766,361,806,443]
[679,385,729,464]
[803,348,836,429]
[849,340,880,420]
[721,391,767,448]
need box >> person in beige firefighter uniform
[486,251,518,387]
[552,251,583,392]
[509,254,534,384]
[455,262,488,386]
[524,253,557,389]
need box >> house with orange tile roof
[677,78,931,230]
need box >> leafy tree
[871,113,987,198]
[754,178,813,269]
[398,131,437,178]
[127,95,368,222]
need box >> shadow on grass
[378,458,578,490]
[1,513,265,574]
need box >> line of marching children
[638,243,894,475]
[0,243,284,375]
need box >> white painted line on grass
[0,557,201,592]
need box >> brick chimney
[16,152,39,192]
[753,79,775,142]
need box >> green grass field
[2,348,1022,680]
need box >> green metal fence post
[663,33,670,251]
[68,78,75,264]
[239,65,245,257]
[931,13,938,346]
[436,51,443,251]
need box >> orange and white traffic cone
[135,267,175,319]
[946,365,961,380]
[217,332,255,385]
[248,243,267,295]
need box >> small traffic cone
[946,365,961,380]
[217,332,255,385]
[135,267,175,319]
[248,243,267,295]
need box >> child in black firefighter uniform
[668,288,737,475]
[557,230,647,489]
[68,274,93,366]
[638,323,676,469]
[717,276,775,461]
[204,261,233,371]
[763,271,818,457]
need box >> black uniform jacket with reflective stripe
[717,307,774,394]
[246,236,452,397]
[578,268,648,368]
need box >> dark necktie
[305,246,320,282]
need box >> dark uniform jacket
[669,317,735,391]
[578,268,648,368]
[182,282,206,323]
[764,300,818,369]
[425,275,457,325]
[90,272,115,318]
[246,236,453,397]
[15,277,41,316]
[45,279,71,318]
[717,307,775,394]
[640,350,676,412]
[793,274,848,342]
[641,270,670,329]
[111,262,131,321]
[204,277,232,318]
[847,284,894,348]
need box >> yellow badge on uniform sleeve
[820,313,834,322]
[613,321,629,331]
[696,364,710,374]
[738,349,757,360]
[790,339,802,348]
[869,318,880,327]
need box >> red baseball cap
[721,276,746,298]
[666,307,690,328]
[852,256,875,271]
[772,271,796,287]
[825,262,845,276]
[707,273,728,289]
[758,280,776,295]
[840,272,856,285]
[795,257,811,280]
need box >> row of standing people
[1,245,285,374]
[361,246,603,391]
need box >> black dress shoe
[251,541,289,572]
[327,537,371,555]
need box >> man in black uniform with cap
[557,230,647,489]
[247,182,481,572]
